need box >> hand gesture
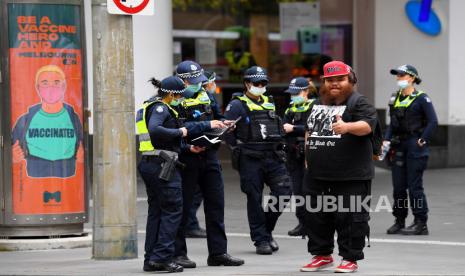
[283,123,294,133]
[332,115,349,135]
[190,145,206,153]
[12,140,25,163]
[210,120,226,129]
[180,127,188,137]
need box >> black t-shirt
[305,95,377,181]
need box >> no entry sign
[107,0,154,15]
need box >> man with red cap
[300,61,378,273]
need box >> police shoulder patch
[156,106,164,113]
[226,104,231,112]
[425,97,431,103]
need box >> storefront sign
[8,3,85,215]
[280,2,320,55]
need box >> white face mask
[397,79,410,89]
[249,85,266,96]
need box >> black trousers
[303,177,371,261]
[287,157,306,224]
[175,150,227,257]
[238,151,292,245]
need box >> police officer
[282,77,317,237]
[224,66,292,255]
[174,61,244,268]
[385,65,438,235]
[185,71,223,238]
[136,76,187,273]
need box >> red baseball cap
[322,61,351,78]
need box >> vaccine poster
[8,3,85,215]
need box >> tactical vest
[285,99,315,125]
[180,89,213,121]
[136,98,180,155]
[388,90,426,135]
[235,94,284,143]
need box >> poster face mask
[39,86,63,104]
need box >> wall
[374,0,449,125]
[84,0,173,134]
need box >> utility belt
[142,150,185,181]
[391,129,423,145]
[240,143,286,161]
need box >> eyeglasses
[252,81,267,87]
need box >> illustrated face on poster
[8,3,85,215]
[307,105,346,138]
[11,65,83,178]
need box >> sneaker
[300,255,334,272]
[335,260,358,273]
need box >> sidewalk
[1,164,464,275]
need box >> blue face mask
[291,95,305,105]
[185,82,202,94]
[397,80,410,89]
[170,98,181,106]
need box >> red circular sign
[113,0,150,14]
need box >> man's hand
[283,123,294,133]
[223,120,237,132]
[332,115,350,135]
[210,120,226,129]
[190,145,206,153]
[12,140,25,163]
[179,127,188,137]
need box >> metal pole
[91,0,137,260]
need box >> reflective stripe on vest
[136,99,178,154]
[237,95,275,111]
[394,91,424,108]
[285,99,314,114]
[181,90,211,108]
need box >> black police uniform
[283,99,315,231]
[173,61,242,267]
[137,98,184,270]
[224,89,292,251]
[385,89,438,230]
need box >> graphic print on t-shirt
[307,105,346,138]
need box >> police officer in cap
[174,61,244,268]
[185,70,226,238]
[137,76,188,273]
[224,66,292,255]
[385,65,438,235]
[282,77,317,237]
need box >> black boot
[207,253,245,266]
[288,223,304,236]
[400,220,429,235]
[255,241,273,255]
[145,261,183,273]
[269,237,279,252]
[386,219,405,234]
[174,255,196,268]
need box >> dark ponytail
[148,77,169,98]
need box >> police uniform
[173,61,244,267]
[283,77,316,236]
[186,71,222,237]
[385,65,438,235]
[136,76,186,273]
[224,66,292,254]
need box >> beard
[320,82,354,105]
